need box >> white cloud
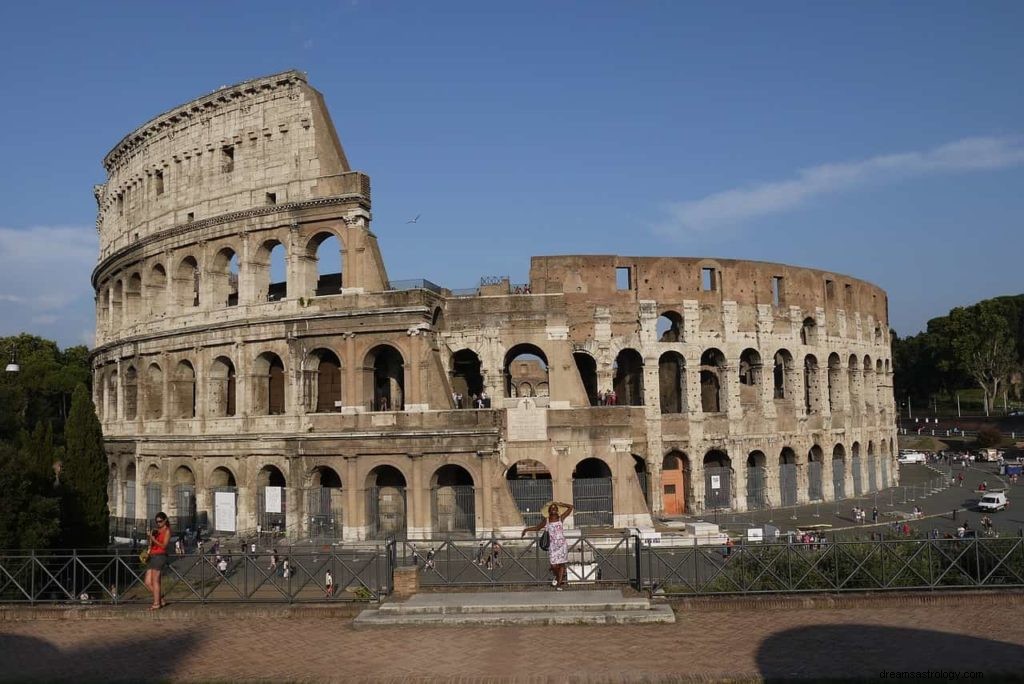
[0,226,97,348]
[657,136,1024,237]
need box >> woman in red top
[144,512,171,610]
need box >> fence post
[632,533,642,592]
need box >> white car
[897,452,927,464]
[977,492,1008,512]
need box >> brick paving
[3,594,1024,682]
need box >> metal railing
[0,546,394,604]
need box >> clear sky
[1,1,1022,348]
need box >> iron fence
[0,547,394,604]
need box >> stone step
[354,605,675,628]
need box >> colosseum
[91,70,898,541]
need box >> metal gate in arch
[779,464,798,507]
[832,461,846,500]
[703,467,731,510]
[852,457,864,496]
[746,466,768,510]
[572,477,613,527]
[507,479,553,528]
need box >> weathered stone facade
[92,71,897,540]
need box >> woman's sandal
[148,604,162,611]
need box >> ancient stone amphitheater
[92,71,897,540]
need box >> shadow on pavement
[0,630,198,682]
[757,624,1024,680]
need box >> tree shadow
[0,629,198,682]
[757,624,1024,681]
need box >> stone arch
[573,351,599,406]
[172,360,196,419]
[144,362,164,420]
[807,445,824,501]
[506,459,553,526]
[851,441,864,495]
[209,465,238,533]
[125,272,142,322]
[255,238,288,301]
[746,450,768,510]
[703,450,732,509]
[661,450,690,515]
[700,348,726,413]
[366,464,408,538]
[827,353,842,412]
[254,352,286,415]
[308,348,343,412]
[174,255,200,309]
[256,464,287,532]
[451,349,484,402]
[863,355,875,411]
[504,343,548,399]
[172,464,197,526]
[613,348,645,406]
[738,348,762,409]
[779,446,799,506]
[431,464,476,536]
[804,354,822,414]
[431,307,445,330]
[106,368,119,420]
[124,462,137,519]
[632,454,650,507]
[773,349,795,400]
[307,231,343,296]
[800,317,817,345]
[124,365,138,420]
[111,279,124,328]
[832,444,846,499]
[147,263,168,316]
[657,310,683,342]
[658,351,686,414]
[572,457,613,526]
[209,356,237,417]
[364,344,405,411]
[308,464,344,538]
[143,464,163,520]
[210,246,240,307]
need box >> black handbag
[538,529,550,551]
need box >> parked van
[977,491,1008,512]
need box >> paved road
[2,595,1023,681]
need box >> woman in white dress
[522,501,574,589]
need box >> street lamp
[4,348,18,374]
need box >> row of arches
[97,231,346,334]
[656,311,889,346]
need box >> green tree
[61,384,109,548]
[947,301,1018,416]
[0,439,61,550]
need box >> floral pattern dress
[546,519,568,565]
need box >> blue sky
[1,1,1022,348]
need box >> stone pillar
[822,455,835,501]
[732,461,747,512]
[478,451,494,537]
[343,455,361,541]
[796,459,810,505]
[409,454,427,539]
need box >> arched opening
[147,264,167,317]
[431,307,445,330]
[827,353,842,413]
[746,451,768,510]
[210,466,238,533]
[209,356,237,417]
[111,280,123,328]
[308,232,343,296]
[738,348,762,410]
[255,239,288,301]
[144,363,164,420]
[851,441,863,496]
[125,273,142,322]
[506,459,553,526]
[308,465,344,539]
[700,348,726,413]
[773,349,794,400]
[124,463,137,519]
[504,344,548,399]
[613,348,645,406]
[254,352,286,415]
[800,317,817,345]
[106,370,118,420]
[703,450,732,510]
[365,345,404,411]
[867,440,878,492]
[144,465,162,521]
[657,311,683,342]
[451,349,484,405]
[431,464,476,536]
[633,454,650,507]
[779,447,798,507]
[804,354,821,414]
[175,256,200,309]
[308,348,342,413]
[807,445,824,501]
[661,450,690,515]
[847,354,861,411]
[256,465,287,533]
[862,355,874,413]
[210,247,240,307]
[573,352,599,406]
[366,465,407,539]
[658,351,686,414]
[519,382,534,397]
[124,365,138,421]
[172,360,196,419]
[572,457,613,526]
[173,465,197,528]
[832,444,846,500]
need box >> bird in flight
[406,214,421,224]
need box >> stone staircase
[353,589,675,628]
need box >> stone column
[409,454,427,540]
[822,454,835,501]
[478,452,494,537]
[732,461,747,512]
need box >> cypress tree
[61,384,109,548]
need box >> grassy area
[905,388,1024,417]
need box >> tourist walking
[522,501,574,590]
[325,570,334,598]
[144,512,171,611]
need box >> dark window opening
[825,279,835,301]
[266,192,277,206]
[154,169,164,196]
[701,268,717,292]
[844,283,853,308]
[186,212,194,223]
[616,267,631,291]
[573,352,599,406]
[772,276,783,306]
[222,146,234,173]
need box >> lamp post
[4,347,18,374]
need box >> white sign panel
[264,486,282,514]
[747,528,764,543]
[214,492,236,533]
[711,475,721,490]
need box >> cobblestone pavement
[3,595,1024,682]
